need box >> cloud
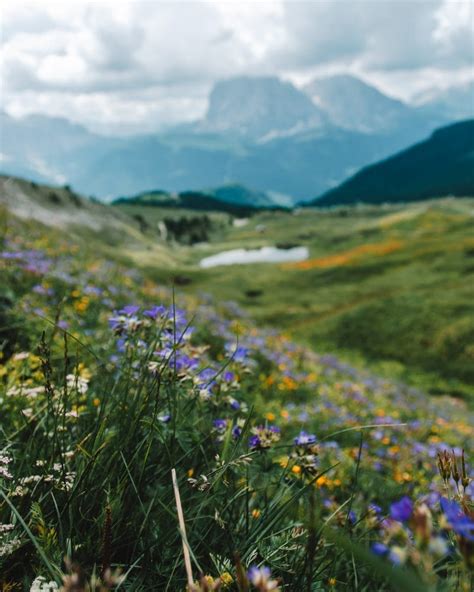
[2,0,473,133]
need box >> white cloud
[2,0,473,133]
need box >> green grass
[0,203,473,590]
[116,199,474,401]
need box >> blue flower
[223,370,235,382]
[143,305,166,319]
[371,542,389,556]
[119,305,140,315]
[249,435,261,449]
[294,431,317,446]
[229,398,241,410]
[390,496,413,522]
[213,419,228,432]
[440,497,474,542]
[232,425,242,439]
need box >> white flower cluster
[0,536,21,557]
[7,385,45,398]
[0,451,13,480]
[30,576,59,592]
[0,523,21,558]
[16,463,77,494]
[0,523,14,535]
[66,373,89,394]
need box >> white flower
[0,452,13,480]
[66,374,89,394]
[30,576,59,592]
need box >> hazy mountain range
[1,75,472,203]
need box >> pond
[199,246,309,268]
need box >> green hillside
[2,178,473,398]
[312,120,474,206]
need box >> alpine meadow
[0,1,473,591]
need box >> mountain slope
[0,175,148,243]
[304,74,415,133]
[311,120,474,206]
[0,111,119,192]
[414,80,474,121]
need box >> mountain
[0,111,119,192]
[1,75,463,203]
[311,120,474,206]
[80,125,421,202]
[201,76,325,139]
[304,74,444,135]
[414,80,474,121]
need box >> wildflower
[440,497,474,542]
[388,546,407,565]
[390,496,413,522]
[291,432,319,474]
[143,305,166,319]
[229,398,241,410]
[0,536,21,558]
[0,452,13,480]
[66,374,89,394]
[232,425,242,439]
[293,431,317,446]
[247,566,280,591]
[371,542,389,556]
[119,305,140,315]
[213,419,228,432]
[249,425,281,450]
[189,574,222,591]
[428,536,448,558]
[30,577,59,592]
[368,503,382,515]
[220,572,233,588]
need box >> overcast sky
[2,0,473,135]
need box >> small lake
[199,246,309,268]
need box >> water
[199,246,309,268]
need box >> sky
[2,0,473,135]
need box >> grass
[0,201,473,590]
[116,199,474,401]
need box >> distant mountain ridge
[114,183,289,215]
[1,74,467,203]
[304,74,438,134]
[311,120,474,206]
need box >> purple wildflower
[440,498,474,542]
[371,542,389,556]
[390,496,413,522]
[294,431,317,446]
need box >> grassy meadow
[119,198,474,401]
[0,193,473,590]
